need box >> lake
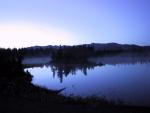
[24,52,150,106]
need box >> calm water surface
[24,53,150,106]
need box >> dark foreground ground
[0,95,150,113]
[0,96,150,113]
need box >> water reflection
[50,63,103,83]
[24,52,150,84]
[24,52,150,106]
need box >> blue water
[25,54,150,106]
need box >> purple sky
[0,0,150,48]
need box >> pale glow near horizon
[0,23,78,48]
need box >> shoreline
[1,70,150,113]
[0,48,150,113]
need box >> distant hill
[25,43,150,51]
[89,43,148,51]
[20,43,150,57]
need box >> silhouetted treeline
[18,44,150,62]
[0,48,33,98]
[94,45,148,56]
[19,47,54,57]
[0,48,30,77]
[49,44,149,63]
[51,45,95,63]
[50,45,125,63]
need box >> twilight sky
[0,0,150,48]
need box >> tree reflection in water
[50,63,103,83]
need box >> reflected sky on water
[25,53,150,106]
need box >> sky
[0,0,150,48]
